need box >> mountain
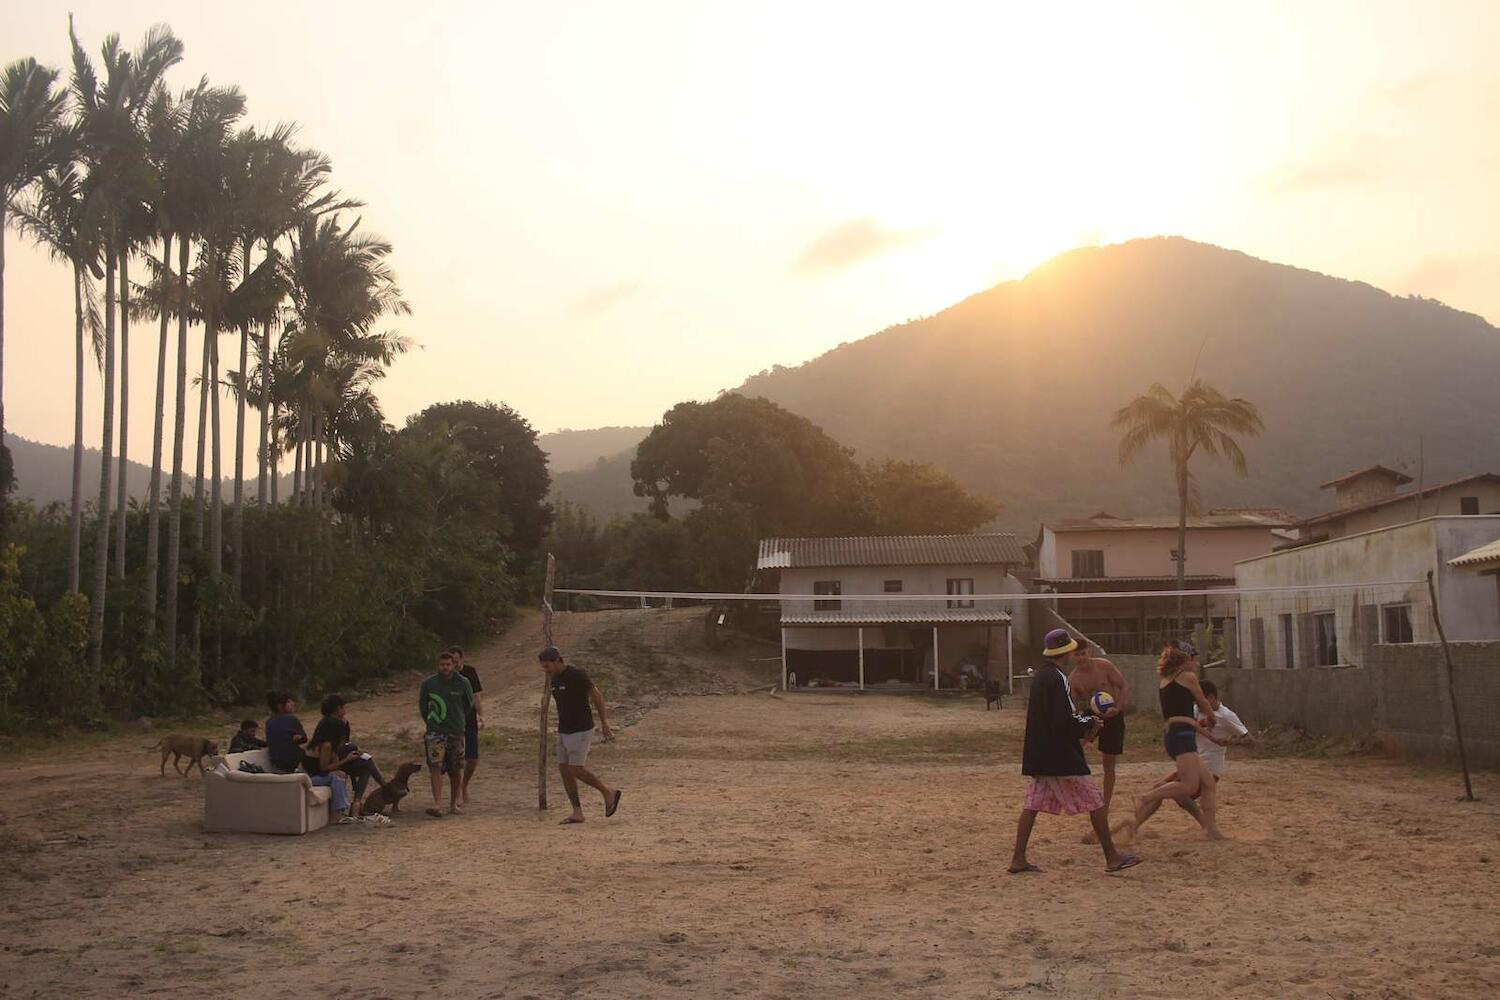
[554,237,1500,531]
[6,435,292,508]
[538,426,649,474]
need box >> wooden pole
[1426,570,1475,801]
[1006,622,1014,696]
[932,626,940,691]
[858,627,865,690]
[538,553,556,810]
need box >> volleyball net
[545,578,1436,692]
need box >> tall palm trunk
[210,321,223,575]
[292,410,304,503]
[88,241,118,674]
[67,259,86,593]
[257,318,270,511]
[164,235,190,673]
[113,255,130,616]
[269,389,280,507]
[1175,457,1188,631]
[144,232,172,628]
[311,413,323,509]
[193,310,210,550]
[232,320,247,584]
[0,201,7,450]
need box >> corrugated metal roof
[757,533,1024,570]
[781,609,1012,626]
[1037,575,1233,585]
[1047,512,1293,531]
[1449,538,1500,569]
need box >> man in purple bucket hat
[1008,628,1141,874]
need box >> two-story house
[1296,465,1500,543]
[1035,510,1295,653]
[757,534,1027,691]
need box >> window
[883,580,903,593]
[1071,549,1104,578]
[813,580,841,611]
[946,577,975,609]
[1382,604,1414,643]
[1460,496,1480,515]
[1280,614,1295,669]
[1312,611,1338,666]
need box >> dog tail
[145,740,162,750]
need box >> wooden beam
[537,553,555,811]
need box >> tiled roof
[1037,575,1233,585]
[1319,465,1413,489]
[1300,473,1500,527]
[1449,538,1500,569]
[757,534,1024,570]
[781,608,1013,626]
[1046,512,1293,532]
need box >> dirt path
[2,610,1499,998]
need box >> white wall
[1333,481,1500,537]
[1233,516,1500,667]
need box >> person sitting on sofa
[311,694,386,808]
[265,692,308,773]
[228,719,267,753]
[303,710,359,822]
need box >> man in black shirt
[539,646,621,824]
[1009,629,1139,874]
[450,646,484,806]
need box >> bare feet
[1206,828,1228,841]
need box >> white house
[757,534,1027,691]
[1234,515,1500,669]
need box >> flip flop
[606,790,623,818]
[1006,863,1042,875]
[559,816,585,825]
[1106,855,1142,873]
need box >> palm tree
[69,17,183,671]
[1,58,68,450]
[159,80,243,674]
[1113,378,1264,626]
[8,157,101,594]
[282,213,409,510]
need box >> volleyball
[1090,691,1116,715]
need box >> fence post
[538,554,555,810]
[1426,570,1475,801]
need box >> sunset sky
[4,1,1499,460]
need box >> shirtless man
[1068,641,1130,809]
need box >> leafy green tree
[408,401,553,560]
[1113,379,1264,616]
[632,394,869,536]
[864,458,1000,534]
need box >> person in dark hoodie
[1008,629,1140,874]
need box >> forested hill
[725,237,1500,531]
[7,435,293,507]
[538,426,648,474]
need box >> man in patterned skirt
[1008,628,1140,874]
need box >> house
[757,534,1027,691]
[1034,510,1294,653]
[1297,465,1500,542]
[1448,538,1500,626]
[1234,515,1500,669]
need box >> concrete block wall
[1091,643,1500,766]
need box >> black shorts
[464,720,480,760]
[1164,726,1198,759]
[1097,714,1125,756]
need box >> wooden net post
[538,553,555,810]
[1426,570,1475,801]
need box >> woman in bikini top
[1131,641,1226,840]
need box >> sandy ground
[2,609,1499,999]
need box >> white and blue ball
[1090,690,1117,716]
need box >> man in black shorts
[539,646,621,824]
[1068,641,1130,810]
[450,646,484,806]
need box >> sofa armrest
[219,769,311,787]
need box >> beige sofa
[203,749,331,835]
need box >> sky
[4,1,1499,462]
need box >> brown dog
[361,762,422,816]
[149,735,220,777]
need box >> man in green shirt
[419,650,474,817]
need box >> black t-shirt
[549,665,594,735]
[305,716,350,776]
[459,665,483,728]
[265,713,307,772]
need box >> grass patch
[1243,725,1384,759]
[577,620,715,701]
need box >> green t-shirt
[419,671,474,736]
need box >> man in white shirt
[1195,680,1249,778]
